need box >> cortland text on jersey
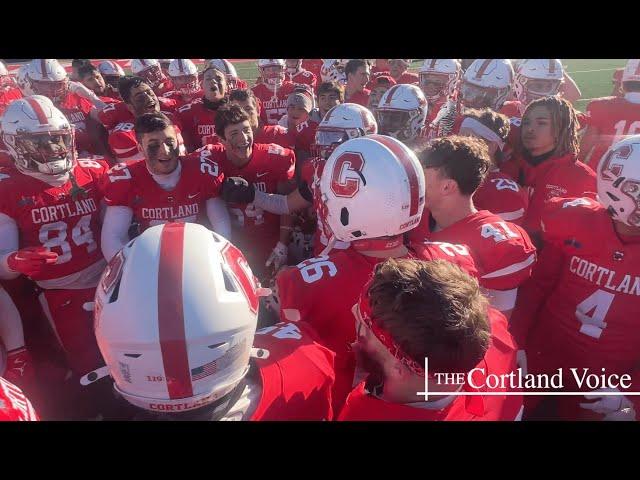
[568,255,640,297]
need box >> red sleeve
[158,96,178,113]
[276,263,319,324]
[185,151,225,200]
[267,144,296,182]
[101,162,136,207]
[411,241,479,278]
[108,125,139,160]
[97,102,123,130]
[540,196,599,246]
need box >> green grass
[228,59,629,113]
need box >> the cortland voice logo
[417,357,639,401]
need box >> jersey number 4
[575,289,614,339]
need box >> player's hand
[7,247,58,277]
[265,241,288,272]
[222,177,255,203]
[580,387,636,420]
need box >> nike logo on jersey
[256,172,268,178]
[188,192,200,199]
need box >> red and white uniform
[154,79,175,97]
[516,197,640,420]
[203,125,295,150]
[175,98,219,152]
[302,60,324,83]
[248,321,335,421]
[56,93,95,155]
[337,307,522,421]
[582,95,640,170]
[287,69,317,93]
[393,72,419,85]
[101,154,224,231]
[97,97,178,132]
[276,242,478,413]
[0,159,109,374]
[0,87,23,117]
[252,81,297,126]
[0,377,38,421]
[473,170,529,225]
[203,143,295,271]
[161,89,203,109]
[499,100,524,118]
[108,111,185,161]
[290,119,319,154]
[500,153,597,234]
[345,89,371,108]
[408,210,536,294]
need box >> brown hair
[522,96,579,157]
[317,81,345,102]
[214,104,250,140]
[366,258,491,374]
[134,112,174,142]
[417,136,491,195]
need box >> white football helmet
[131,59,165,88]
[94,222,266,413]
[513,59,564,106]
[0,60,15,89]
[621,59,640,83]
[16,64,33,96]
[26,59,69,104]
[158,59,174,72]
[1,95,76,175]
[320,59,348,85]
[257,59,286,87]
[98,60,125,90]
[286,59,303,75]
[460,59,514,110]
[205,59,239,89]
[597,135,640,227]
[419,59,461,101]
[318,134,425,244]
[167,59,200,96]
[312,103,378,159]
[376,84,428,142]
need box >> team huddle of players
[0,57,638,421]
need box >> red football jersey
[252,81,297,126]
[98,97,178,131]
[525,198,640,390]
[290,119,319,154]
[0,87,23,116]
[408,210,536,291]
[338,308,522,421]
[57,92,95,155]
[287,69,317,93]
[0,159,108,281]
[154,79,175,97]
[0,377,39,421]
[345,89,371,108]
[250,321,335,421]
[161,89,203,109]
[175,98,218,152]
[499,100,524,118]
[203,143,296,269]
[302,60,324,83]
[473,170,529,225]
[583,96,640,170]
[101,153,223,231]
[394,72,419,85]
[500,152,597,234]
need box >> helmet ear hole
[221,268,239,293]
[340,207,350,226]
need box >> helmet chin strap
[319,235,336,257]
[17,163,71,187]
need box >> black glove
[222,176,255,203]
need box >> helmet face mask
[261,65,285,87]
[377,109,412,139]
[139,65,164,88]
[172,75,200,96]
[419,72,450,99]
[460,80,508,110]
[311,103,378,158]
[312,127,357,159]
[30,78,69,104]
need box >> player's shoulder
[177,97,203,114]
[469,211,535,250]
[0,166,26,189]
[255,142,294,158]
[412,241,479,277]
[76,155,110,172]
[541,196,605,239]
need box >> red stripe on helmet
[157,222,193,400]
[548,60,555,74]
[430,59,437,69]
[474,59,493,80]
[369,135,421,216]
[40,59,49,79]
[178,59,184,73]
[26,97,50,125]
[383,84,402,105]
[140,59,147,67]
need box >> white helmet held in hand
[597,135,640,227]
[460,59,514,110]
[131,59,165,88]
[312,103,378,159]
[167,59,200,95]
[376,84,428,143]
[513,59,564,106]
[94,223,268,413]
[419,59,461,101]
[320,59,348,85]
[1,95,76,175]
[26,59,69,104]
[318,134,425,244]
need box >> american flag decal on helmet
[191,340,247,381]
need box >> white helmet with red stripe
[460,59,514,110]
[257,59,286,87]
[16,64,33,96]
[167,59,200,95]
[158,59,174,72]
[376,84,428,142]
[205,59,239,89]
[94,222,267,413]
[622,59,640,83]
[320,59,348,85]
[312,103,378,159]
[26,59,69,104]
[513,59,564,106]
[98,60,125,90]
[131,59,165,88]
[318,135,425,248]
[1,95,76,175]
[597,135,640,227]
[419,59,461,101]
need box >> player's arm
[579,124,602,166]
[205,197,231,239]
[0,213,21,280]
[277,179,296,247]
[560,72,582,105]
[100,205,134,262]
